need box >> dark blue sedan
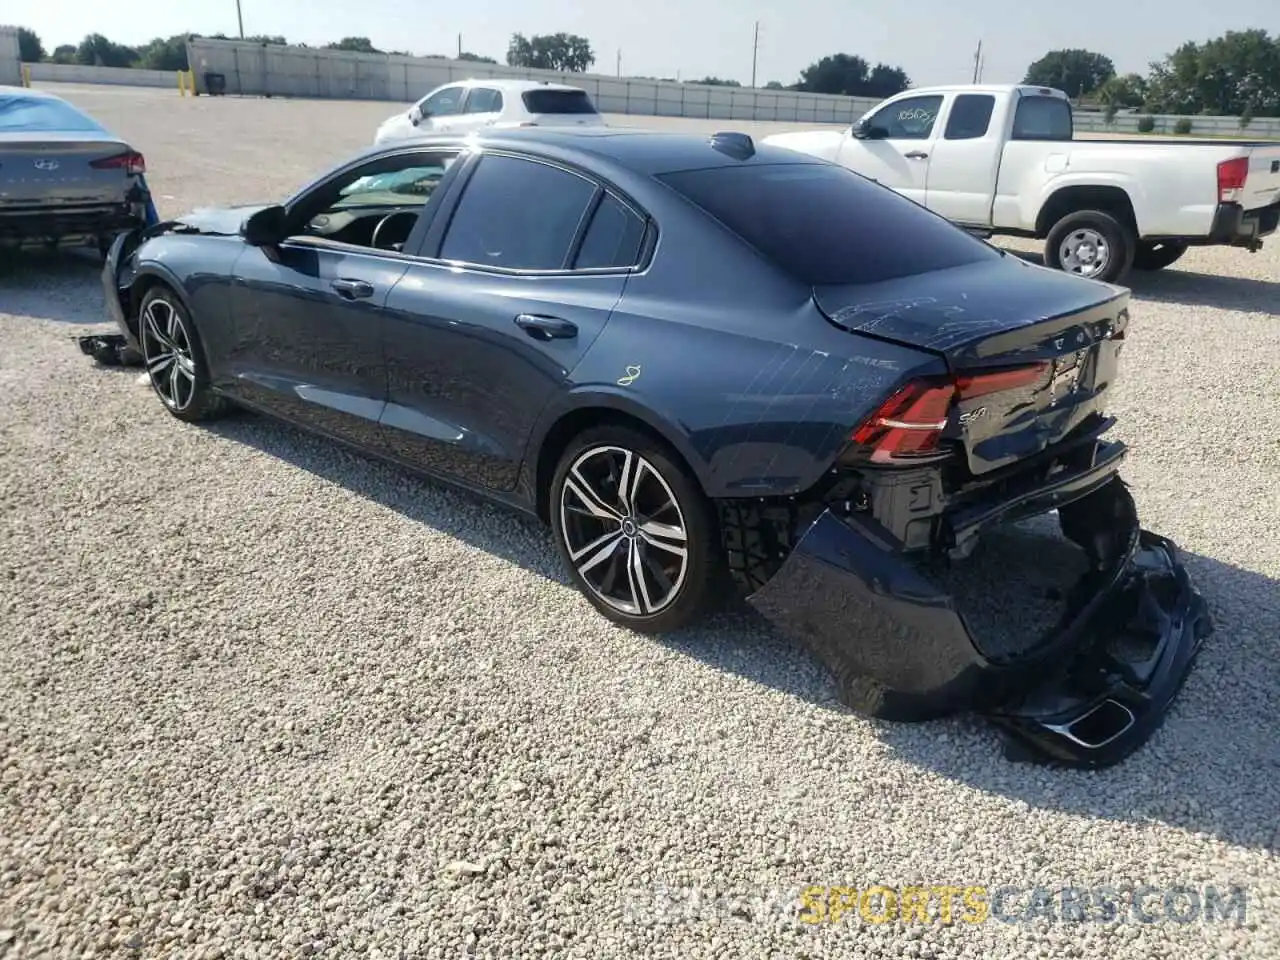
[101,128,1210,767]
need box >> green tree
[1145,30,1280,117]
[693,76,741,87]
[138,34,192,71]
[457,51,497,63]
[17,27,45,62]
[75,33,139,68]
[506,32,595,72]
[795,53,910,97]
[764,80,784,90]
[1097,72,1147,109]
[1023,48,1116,97]
[50,44,77,64]
[326,37,381,54]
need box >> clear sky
[11,0,1278,88]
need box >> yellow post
[22,63,31,88]
[177,70,186,96]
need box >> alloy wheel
[140,297,197,411]
[1058,228,1110,279]
[558,445,690,617]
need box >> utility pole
[971,39,982,83]
[751,21,760,88]
[236,0,245,39]
[616,49,622,77]
[457,34,462,58]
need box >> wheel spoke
[147,352,175,375]
[577,531,624,576]
[639,521,688,559]
[616,450,636,515]
[627,539,652,615]
[570,527,624,564]
[566,468,624,522]
[168,361,181,404]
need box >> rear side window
[522,89,598,115]
[658,163,1001,287]
[1012,96,1073,141]
[466,88,503,114]
[440,154,596,270]
[944,94,996,140]
[574,194,647,269]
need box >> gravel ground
[2,84,1278,959]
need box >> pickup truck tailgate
[1242,146,1280,210]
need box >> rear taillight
[1217,156,1248,204]
[91,150,146,175]
[851,363,1048,463]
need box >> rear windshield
[521,89,598,115]
[0,96,104,133]
[658,162,1001,286]
[1012,95,1073,141]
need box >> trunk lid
[815,256,1129,476]
[0,133,133,208]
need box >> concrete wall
[0,25,21,87]
[26,61,179,88]
[1073,110,1280,139]
[185,38,880,124]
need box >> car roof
[375,127,826,177]
[446,79,585,94]
[0,85,60,100]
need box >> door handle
[904,151,929,160]
[331,278,375,300]
[514,313,577,341]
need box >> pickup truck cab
[764,84,1280,283]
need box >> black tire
[137,286,230,423]
[1132,240,1188,271]
[1043,209,1135,285]
[549,425,722,633]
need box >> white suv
[374,79,607,144]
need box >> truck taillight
[91,150,146,175]
[1217,156,1248,204]
[851,363,1049,463]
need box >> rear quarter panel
[996,141,1241,237]
[540,187,944,499]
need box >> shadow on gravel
[0,250,108,325]
[1009,250,1280,316]
[205,412,1278,854]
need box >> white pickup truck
[764,84,1280,283]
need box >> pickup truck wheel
[1044,210,1135,284]
[1132,240,1188,271]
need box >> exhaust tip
[1046,698,1136,750]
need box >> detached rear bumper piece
[746,478,1212,769]
[1206,200,1280,249]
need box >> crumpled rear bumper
[746,479,1212,768]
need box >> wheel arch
[124,265,192,337]
[1035,184,1139,238]
[528,392,711,525]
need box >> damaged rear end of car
[741,262,1211,768]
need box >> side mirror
[852,119,889,140]
[409,105,424,126]
[241,205,288,246]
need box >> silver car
[0,85,157,256]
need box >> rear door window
[465,88,503,114]
[658,162,1000,286]
[944,94,996,140]
[1012,95,1073,141]
[439,154,597,270]
[573,193,647,269]
[521,89,599,115]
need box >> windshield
[658,162,1002,286]
[0,96,105,133]
[521,89,598,115]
